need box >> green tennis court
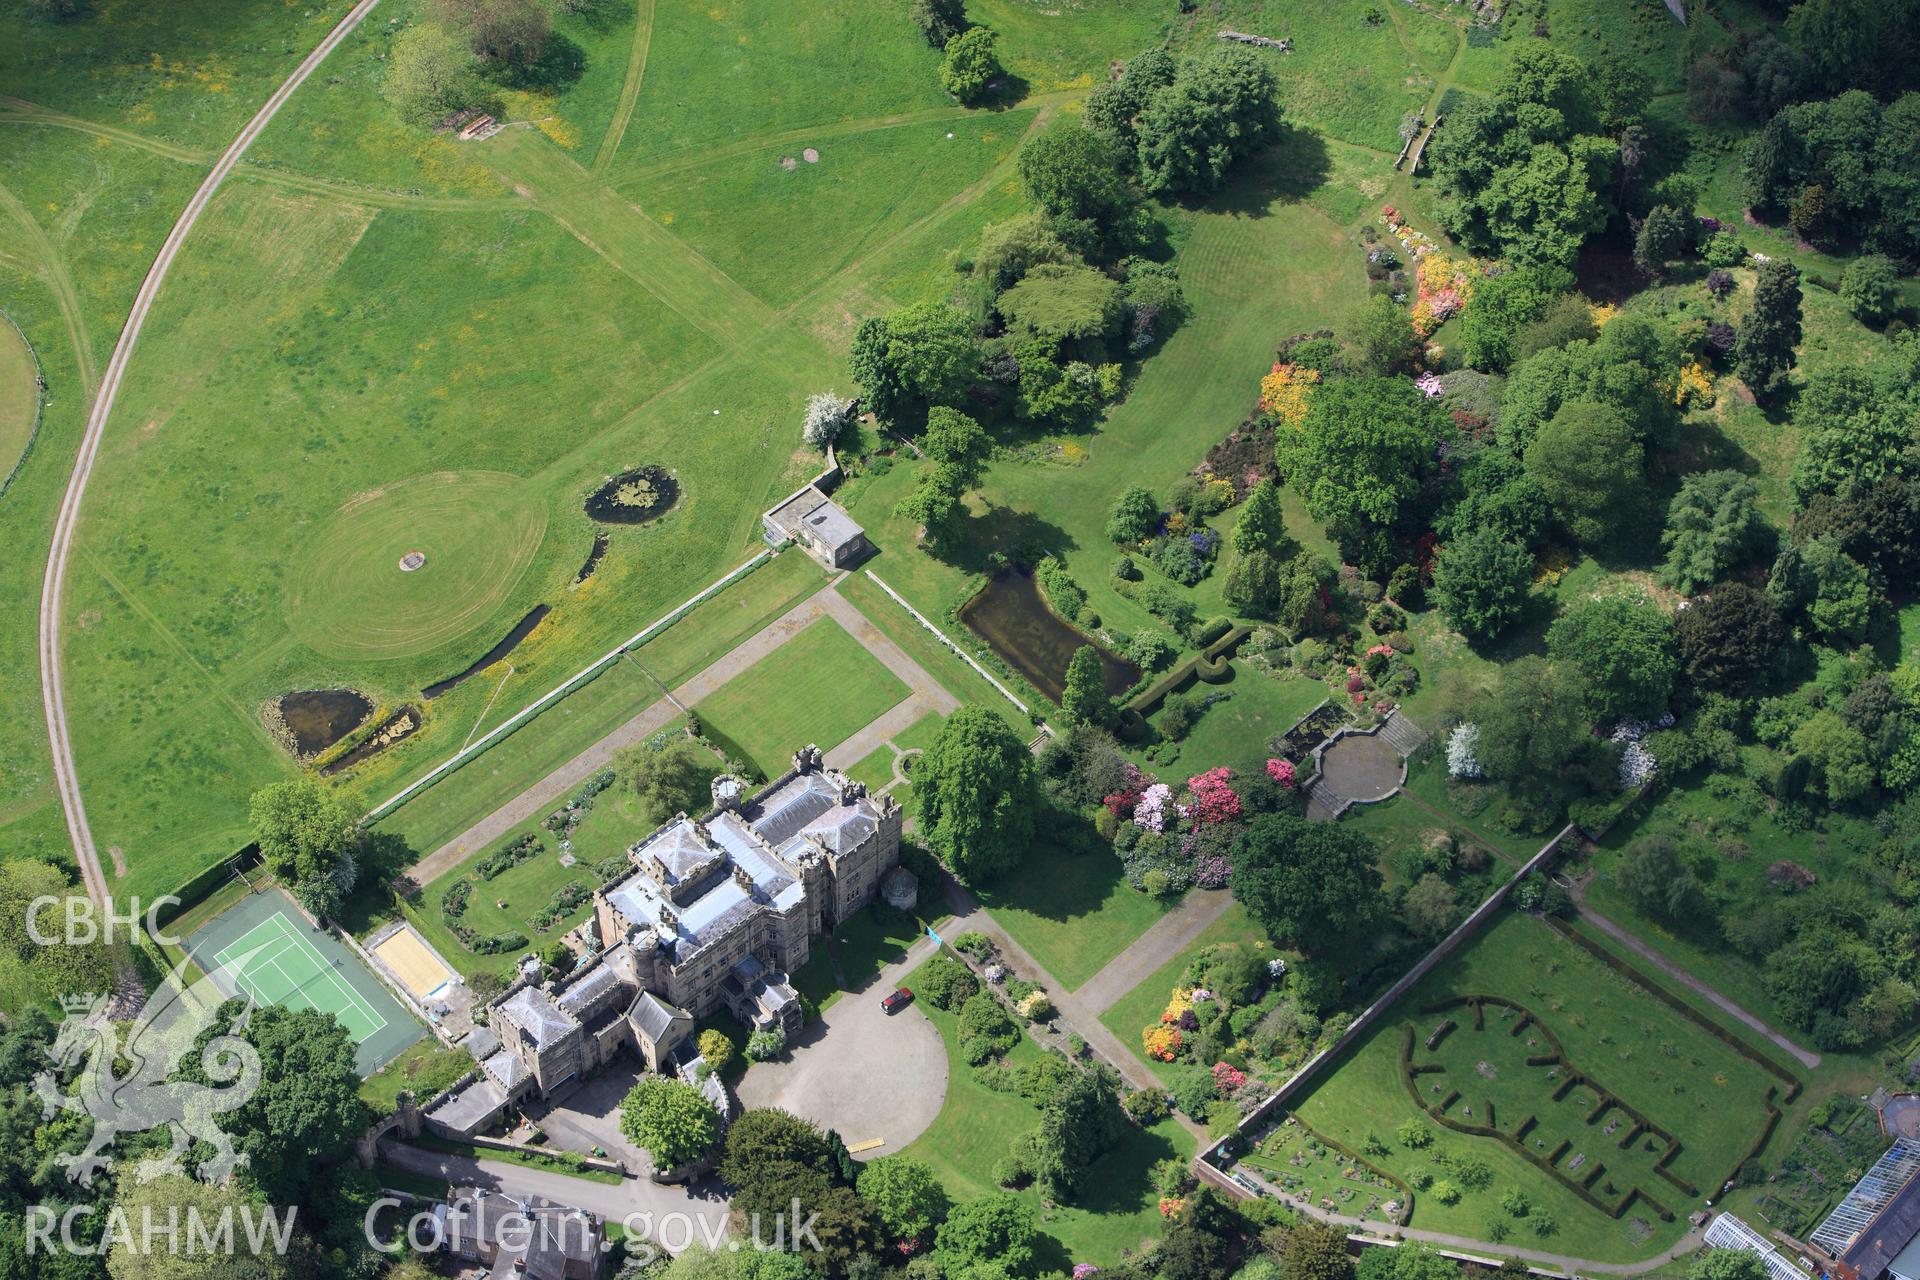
[215,912,387,1041]
[185,888,423,1075]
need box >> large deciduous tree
[1134,46,1282,196]
[1546,592,1679,723]
[1428,46,1622,269]
[1431,525,1533,643]
[192,1002,365,1203]
[940,27,1001,104]
[1017,120,1138,256]
[1231,814,1383,952]
[620,1076,721,1172]
[850,302,978,424]
[916,707,1039,883]
[612,737,716,824]
[383,22,482,124]
[857,1155,949,1242]
[934,1193,1039,1278]
[249,778,359,921]
[1280,376,1435,537]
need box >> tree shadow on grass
[975,839,1126,931]
[1197,125,1334,219]
[488,32,588,93]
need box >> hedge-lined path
[1565,873,1820,1070]
[1070,887,1234,1012]
[402,579,956,886]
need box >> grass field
[371,551,824,860]
[974,840,1171,992]
[1132,662,1329,779]
[1289,910,1798,1262]
[0,315,36,486]
[693,615,910,776]
[899,953,1197,1269]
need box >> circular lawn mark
[283,470,548,661]
[1318,732,1404,803]
[802,147,820,163]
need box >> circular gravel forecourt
[1318,732,1405,803]
[283,471,548,661]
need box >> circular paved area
[1884,1094,1920,1139]
[1320,732,1404,802]
[736,982,947,1158]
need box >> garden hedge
[1125,625,1251,718]
[1398,995,1693,1223]
[1541,917,1803,1095]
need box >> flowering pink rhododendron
[1266,758,1296,789]
[1185,767,1241,825]
[1212,1061,1249,1094]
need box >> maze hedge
[1401,995,1711,1222]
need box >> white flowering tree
[802,391,854,451]
[1446,723,1484,779]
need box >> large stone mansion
[427,747,905,1138]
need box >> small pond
[320,705,420,776]
[421,605,550,699]
[572,532,609,585]
[959,567,1140,705]
[584,465,679,525]
[271,689,372,758]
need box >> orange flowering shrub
[1143,1025,1183,1062]
[1158,1197,1185,1218]
[1411,253,1476,337]
[1161,986,1195,1024]
[1258,362,1318,428]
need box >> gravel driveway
[736,936,948,1158]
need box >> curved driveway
[37,0,384,907]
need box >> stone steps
[1379,709,1429,757]
[1304,778,1349,822]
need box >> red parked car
[881,987,914,1015]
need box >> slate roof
[500,986,577,1049]
[629,991,688,1044]
[445,1189,600,1280]
[1845,1175,1920,1280]
[766,488,865,554]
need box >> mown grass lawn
[1289,909,1799,1263]
[693,616,911,777]
[975,841,1170,992]
[790,904,927,1013]
[899,954,1194,1270]
[1130,661,1329,780]
[372,551,823,860]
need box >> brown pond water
[421,604,550,699]
[959,567,1140,705]
[276,689,372,757]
